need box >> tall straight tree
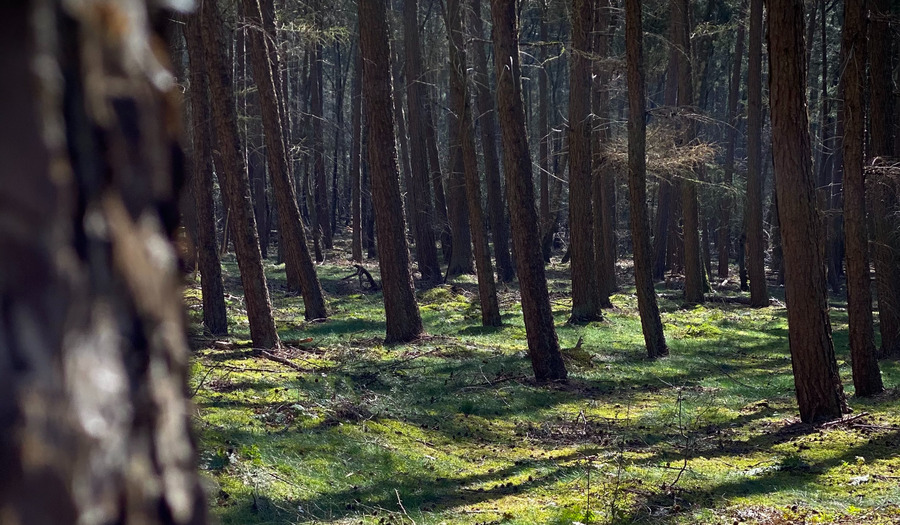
[840,0,883,396]
[240,0,327,320]
[403,0,442,283]
[490,0,568,381]
[625,0,669,359]
[359,0,425,344]
[0,1,207,520]
[539,5,554,261]
[568,0,602,323]
[183,17,228,336]
[311,6,332,254]
[869,0,900,358]
[745,0,769,308]
[447,0,502,326]
[593,0,616,303]
[445,62,475,276]
[350,34,364,263]
[195,0,279,349]
[470,0,515,283]
[675,0,704,305]
[768,0,847,422]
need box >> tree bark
[746,0,769,307]
[767,0,847,423]
[445,50,475,277]
[241,0,327,320]
[0,2,207,521]
[593,0,617,303]
[470,0,516,283]
[311,14,332,254]
[448,0,502,326]
[868,0,900,358]
[568,0,602,323]
[626,0,669,359]
[539,4,553,262]
[351,35,364,263]
[359,0,424,344]
[184,16,228,336]
[490,0,567,381]
[403,0,442,283]
[840,0,883,396]
[197,0,279,349]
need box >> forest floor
[187,236,900,525]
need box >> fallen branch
[342,264,380,290]
[819,412,869,428]
[259,350,308,372]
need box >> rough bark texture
[568,0,602,323]
[312,27,332,254]
[490,0,567,381]
[745,0,768,307]
[593,0,617,303]
[626,0,669,359]
[868,0,900,358]
[470,0,515,283]
[184,16,228,336]
[840,0,883,396]
[403,0,441,283]
[445,66,475,277]
[241,0,327,320]
[0,2,207,522]
[351,36,364,263]
[359,0,424,344]
[767,0,847,423]
[198,0,279,349]
[539,6,553,262]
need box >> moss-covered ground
[187,240,900,524]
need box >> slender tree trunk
[0,4,208,521]
[403,0,442,283]
[625,0,669,358]
[593,0,617,302]
[332,43,345,235]
[490,0,567,381]
[241,28,270,261]
[359,0,424,344]
[470,0,516,283]
[312,16,332,253]
[448,0,502,326]
[767,0,847,423]
[719,1,746,279]
[197,0,279,349]
[568,0,602,322]
[746,0,769,307]
[445,44,475,277]
[840,0,883,396]
[425,99,452,262]
[184,16,228,336]
[351,35,364,263]
[539,4,553,262]
[391,48,416,246]
[241,0,328,320]
[868,0,900,358]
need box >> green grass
[187,242,900,524]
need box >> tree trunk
[593,0,617,303]
[424,93,452,262]
[746,0,769,307]
[470,0,516,283]
[359,0,424,344]
[840,0,883,397]
[445,57,475,277]
[626,0,669,359]
[184,16,229,337]
[241,0,327,320]
[490,0,567,381]
[675,0,704,305]
[868,0,900,358]
[241,27,270,262]
[312,20,332,254]
[403,0,442,283]
[351,35,364,263]
[568,0,602,323]
[767,0,847,423]
[539,4,553,262]
[197,0,279,349]
[448,0,502,326]
[332,43,346,235]
[0,2,207,521]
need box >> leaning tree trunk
[625,0,669,359]
[767,0,847,423]
[568,0,602,323]
[184,17,228,336]
[359,0,424,344]
[196,0,280,349]
[0,2,206,522]
[241,0,327,320]
[490,0,568,381]
[840,0,883,397]
[745,0,769,307]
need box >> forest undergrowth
[187,237,900,525]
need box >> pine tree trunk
[359,0,424,344]
[0,3,207,521]
[351,36,364,263]
[197,0,279,349]
[767,0,847,423]
[312,17,332,254]
[625,0,669,359]
[746,0,769,307]
[539,5,553,263]
[593,0,617,303]
[490,0,567,381]
[568,0,602,322]
[445,57,475,277]
[840,0,883,396]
